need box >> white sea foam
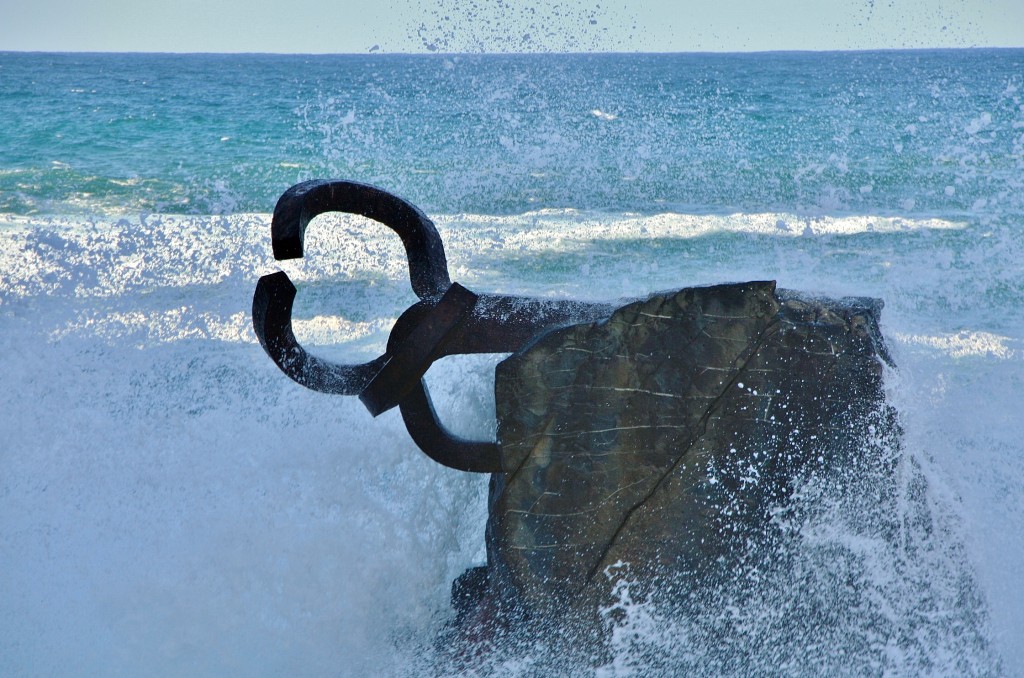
[895,330,1020,359]
[435,209,966,246]
[1,209,1022,675]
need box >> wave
[1,209,1022,674]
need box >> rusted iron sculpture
[253,179,618,472]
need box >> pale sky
[2,0,1022,53]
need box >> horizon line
[3,44,1023,57]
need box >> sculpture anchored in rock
[252,180,895,654]
[253,179,618,473]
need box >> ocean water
[1,50,1022,675]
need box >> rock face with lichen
[450,280,893,648]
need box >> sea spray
[2,50,1023,675]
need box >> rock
[451,280,894,648]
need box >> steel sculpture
[252,179,618,473]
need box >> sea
[1,49,1022,676]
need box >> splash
[403,0,637,53]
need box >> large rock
[450,280,893,650]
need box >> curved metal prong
[400,380,502,473]
[252,271,386,395]
[271,179,451,300]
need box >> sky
[1,0,1022,54]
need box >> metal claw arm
[252,179,617,474]
[271,179,450,299]
[253,178,454,399]
[252,271,387,395]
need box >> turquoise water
[1,50,1023,675]
[3,50,1022,216]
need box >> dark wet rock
[451,280,893,647]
